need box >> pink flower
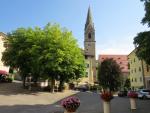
[61,96,80,112]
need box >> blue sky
[0,0,149,59]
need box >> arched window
[88,33,91,39]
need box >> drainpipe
[141,60,146,88]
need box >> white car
[137,89,150,99]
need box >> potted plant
[98,59,122,113]
[127,91,138,110]
[100,91,113,113]
[61,96,80,113]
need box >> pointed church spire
[85,6,93,29]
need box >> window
[135,78,137,82]
[146,64,149,72]
[86,72,88,77]
[85,55,88,59]
[140,77,142,82]
[128,63,130,69]
[134,68,136,73]
[134,58,136,62]
[88,33,91,39]
[139,67,141,72]
[86,64,89,68]
[121,67,124,69]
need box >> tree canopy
[124,78,131,90]
[2,23,85,87]
[134,31,150,65]
[141,0,150,27]
[133,1,150,65]
[98,58,122,91]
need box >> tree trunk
[33,75,38,86]
[22,75,26,88]
[51,77,55,93]
[59,79,64,92]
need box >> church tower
[84,7,96,83]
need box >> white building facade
[0,32,9,72]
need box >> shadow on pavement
[0,104,64,113]
[0,81,49,96]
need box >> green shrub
[6,78,13,83]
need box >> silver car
[137,89,150,99]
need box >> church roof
[85,6,93,29]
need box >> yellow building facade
[142,61,150,89]
[85,59,94,84]
[128,49,150,89]
[128,49,144,90]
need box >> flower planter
[103,101,111,113]
[61,96,80,113]
[130,98,136,110]
[128,91,137,110]
[64,110,76,113]
[100,91,113,113]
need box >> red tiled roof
[98,55,129,73]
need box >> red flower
[100,91,113,102]
[127,91,138,98]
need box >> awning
[0,70,8,75]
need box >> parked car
[137,89,150,99]
[118,90,128,97]
[75,85,89,92]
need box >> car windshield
[143,90,150,92]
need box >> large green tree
[124,78,131,90]
[2,23,85,89]
[40,24,85,91]
[133,0,150,65]
[141,0,150,27]
[134,31,150,65]
[98,58,122,92]
[2,28,37,87]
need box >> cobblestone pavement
[0,82,150,113]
